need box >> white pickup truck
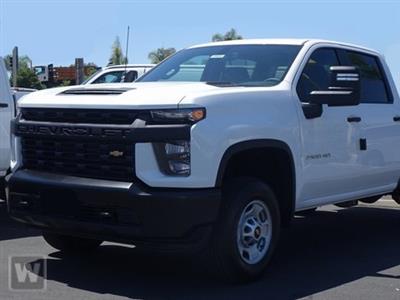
[82,64,155,85]
[0,58,13,200]
[6,39,400,282]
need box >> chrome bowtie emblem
[109,150,124,157]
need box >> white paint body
[15,39,400,211]
[0,58,13,177]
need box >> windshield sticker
[210,54,225,59]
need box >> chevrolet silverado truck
[6,39,400,282]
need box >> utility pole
[12,47,18,87]
[75,58,84,85]
[124,26,130,76]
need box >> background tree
[212,28,243,42]
[148,47,176,64]
[3,54,32,70]
[15,67,45,89]
[108,36,128,66]
[84,62,99,78]
[3,54,44,89]
[59,80,71,86]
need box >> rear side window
[346,51,390,103]
[297,48,339,102]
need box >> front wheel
[208,177,281,283]
[43,232,103,254]
[296,207,317,216]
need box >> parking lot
[0,198,399,300]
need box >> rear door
[344,50,400,191]
[0,58,13,174]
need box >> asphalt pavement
[0,199,400,300]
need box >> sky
[0,0,400,88]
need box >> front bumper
[6,170,221,253]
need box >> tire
[208,177,281,283]
[0,176,5,201]
[359,196,381,204]
[43,232,103,253]
[296,207,317,216]
[334,200,358,208]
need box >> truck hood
[18,82,221,110]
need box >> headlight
[150,108,205,124]
[153,140,190,176]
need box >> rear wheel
[334,200,358,208]
[359,196,381,204]
[208,177,280,283]
[43,232,103,253]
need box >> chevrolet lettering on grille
[15,123,131,139]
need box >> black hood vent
[60,87,134,95]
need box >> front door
[295,47,365,208]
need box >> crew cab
[6,39,400,282]
[0,58,14,200]
[82,64,155,85]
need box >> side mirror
[309,66,360,106]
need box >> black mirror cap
[308,66,361,106]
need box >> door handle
[394,116,400,122]
[0,103,8,108]
[347,116,361,123]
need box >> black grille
[21,137,134,181]
[21,108,150,125]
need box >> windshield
[138,45,301,86]
[82,69,102,84]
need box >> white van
[0,57,13,199]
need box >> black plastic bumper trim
[6,170,221,251]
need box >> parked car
[6,39,400,282]
[0,58,14,200]
[82,64,155,85]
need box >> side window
[346,51,389,103]
[92,71,123,84]
[297,48,339,102]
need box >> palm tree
[108,36,127,66]
[148,47,176,64]
[212,28,243,42]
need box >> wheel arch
[215,139,296,225]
